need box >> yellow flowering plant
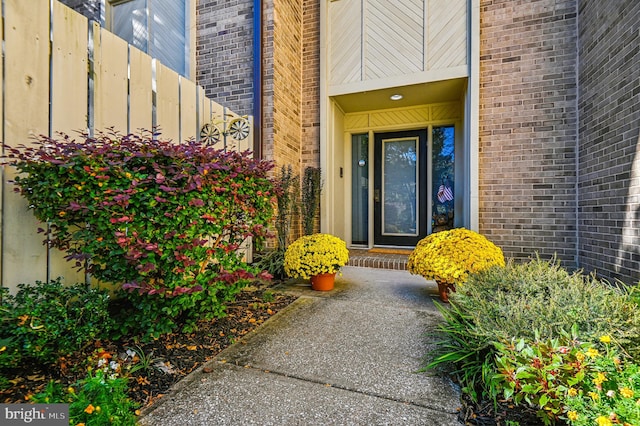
[407,228,505,286]
[284,233,349,279]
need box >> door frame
[373,129,428,246]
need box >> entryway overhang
[331,78,468,114]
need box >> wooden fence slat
[49,0,89,283]
[94,26,128,133]
[129,47,153,133]
[180,77,198,142]
[197,86,210,143]
[3,0,50,287]
[156,62,180,142]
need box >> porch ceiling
[332,78,467,114]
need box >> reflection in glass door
[351,134,369,245]
[382,137,418,236]
[432,126,455,232]
[373,130,427,246]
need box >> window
[109,0,189,77]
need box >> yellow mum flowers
[407,228,505,286]
[284,233,349,279]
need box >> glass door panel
[373,130,427,246]
[351,134,369,245]
[382,137,418,236]
[432,126,455,232]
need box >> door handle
[374,189,380,203]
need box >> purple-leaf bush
[5,130,275,337]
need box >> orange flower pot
[437,281,455,303]
[310,272,336,291]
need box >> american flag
[437,185,453,203]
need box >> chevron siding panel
[427,0,467,69]
[369,107,430,128]
[345,113,370,131]
[328,1,468,88]
[329,0,362,85]
[363,0,424,80]
[431,103,461,121]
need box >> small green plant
[33,354,138,425]
[126,345,161,375]
[253,247,287,281]
[254,165,300,280]
[262,290,275,303]
[301,166,321,235]
[425,300,496,403]
[0,279,113,364]
[273,165,300,250]
[491,329,584,425]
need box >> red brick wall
[478,0,578,266]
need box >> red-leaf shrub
[5,130,275,337]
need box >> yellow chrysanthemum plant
[284,233,350,280]
[408,228,505,291]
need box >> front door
[373,130,428,246]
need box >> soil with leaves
[0,286,296,409]
[458,393,550,425]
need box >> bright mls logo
[0,404,68,425]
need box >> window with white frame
[109,0,189,77]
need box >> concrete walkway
[139,266,462,425]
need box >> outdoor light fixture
[390,94,403,101]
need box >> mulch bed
[0,285,297,409]
[458,393,551,425]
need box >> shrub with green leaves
[6,130,275,337]
[492,333,640,426]
[0,279,113,365]
[451,257,640,356]
[426,257,640,405]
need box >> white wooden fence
[1,0,252,291]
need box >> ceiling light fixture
[390,94,403,101]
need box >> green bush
[451,257,640,356]
[6,130,275,337]
[426,257,640,404]
[0,279,113,365]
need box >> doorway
[350,126,457,248]
[373,130,428,246]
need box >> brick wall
[478,0,578,266]
[272,0,302,170]
[196,0,254,116]
[577,0,640,283]
[262,0,275,163]
[301,0,321,169]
